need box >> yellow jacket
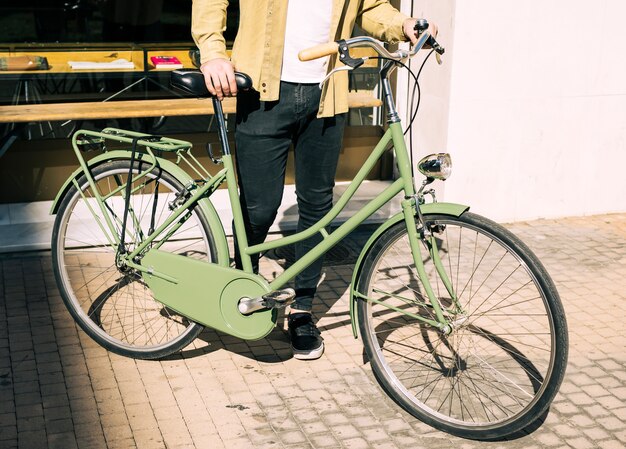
[191,0,408,117]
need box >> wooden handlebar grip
[298,42,339,61]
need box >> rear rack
[74,127,193,153]
[71,127,213,182]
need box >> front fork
[386,120,462,333]
[351,200,465,337]
[400,194,463,333]
[414,180,463,317]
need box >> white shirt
[281,0,333,83]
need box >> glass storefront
[0,2,387,203]
[0,1,239,44]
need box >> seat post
[212,97,231,156]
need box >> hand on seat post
[200,58,238,101]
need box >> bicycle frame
[60,60,460,333]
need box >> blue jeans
[234,81,346,311]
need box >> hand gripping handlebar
[298,19,444,64]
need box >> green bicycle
[50,26,568,440]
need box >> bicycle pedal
[238,288,296,315]
[262,288,296,306]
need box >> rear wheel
[357,212,568,439]
[52,160,218,359]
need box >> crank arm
[238,288,296,315]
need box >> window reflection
[101,0,165,42]
[0,1,240,44]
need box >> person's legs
[233,86,296,272]
[234,83,345,360]
[287,84,345,360]
[290,84,346,312]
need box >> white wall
[402,0,626,222]
[398,0,456,196]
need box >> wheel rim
[56,164,212,353]
[363,218,557,429]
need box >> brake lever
[428,36,445,65]
[317,39,369,88]
[414,19,445,65]
[436,51,443,65]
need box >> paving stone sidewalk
[0,213,625,449]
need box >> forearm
[357,0,409,43]
[191,0,230,64]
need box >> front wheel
[356,212,568,439]
[52,160,219,359]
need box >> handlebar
[298,19,444,64]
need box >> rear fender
[50,150,230,267]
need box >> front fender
[50,150,230,267]
[349,202,469,338]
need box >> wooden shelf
[0,92,381,124]
[0,45,382,123]
[0,49,145,74]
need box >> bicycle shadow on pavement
[163,322,293,363]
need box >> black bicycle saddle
[170,69,253,97]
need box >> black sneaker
[288,313,324,360]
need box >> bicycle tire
[356,212,568,439]
[52,159,219,359]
